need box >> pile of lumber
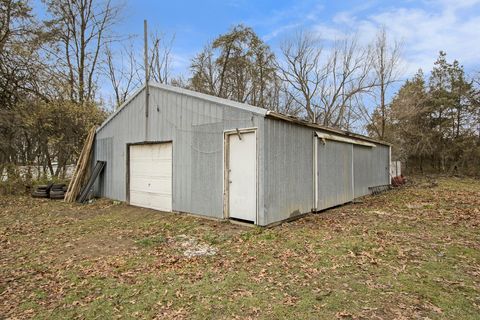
[65,126,96,202]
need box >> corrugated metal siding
[353,145,371,198]
[95,86,265,221]
[262,118,390,225]
[263,119,313,225]
[317,140,353,210]
[94,91,146,200]
[353,144,390,198]
[94,137,113,197]
[371,144,391,186]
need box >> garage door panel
[130,191,153,208]
[129,143,172,212]
[130,157,172,164]
[130,159,171,172]
[130,178,172,194]
[129,166,172,180]
[130,191,171,211]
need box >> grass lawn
[1,177,479,319]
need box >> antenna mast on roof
[144,19,149,140]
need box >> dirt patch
[172,235,217,258]
[56,234,135,262]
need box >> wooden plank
[65,126,96,202]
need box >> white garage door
[129,143,172,212]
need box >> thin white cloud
[369,4,479,75]
[311,24,346,41]
[308,0,480,76]
[434,0,480,9]
[263,23,301,42]
[251,0,325,41]
[170,53,191,75]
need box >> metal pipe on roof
[144,19,149,140]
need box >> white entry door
[227,131,257,222]
[129,143,172,212]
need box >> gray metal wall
[94,137,113,197]
[94,86,265,222]
[371,144,391,186]
[263,119,314,225]
[263,118,390,225]
[317,141,353,210]
[353,144,390,197]
[353,145,371,198]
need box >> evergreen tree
[189,25,278,109]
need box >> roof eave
[149,82,268,116]
[265,111,392,147]
[96,83,146,133]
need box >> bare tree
[367,27,402,139]
[317,36,373,128]
[104,29,175,109]
[148,31,175,84]
[44,0,121,104]
[277,30,323,121]
[104,43,138,108]
[278,31,374,129]
[275,80,303,116]
[190,43,218,95]
[473,72,480,139]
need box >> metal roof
[265,111,391,146]
[314,131,376,147]
[150,83,268,116]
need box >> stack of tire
[31,183,52,198]
[50,184,67,199]
[31,183,67,199]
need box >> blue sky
[32,0,480,97]
[109,0,480,78]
